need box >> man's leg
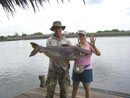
[46,70,57,98]
[58,70,70,98]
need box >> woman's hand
[90,35,101,56]
[76,38,81,47]
[90,35,96,46]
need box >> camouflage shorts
[46,69,70,98]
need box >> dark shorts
[72,69,93,83]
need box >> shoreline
[0,32,130,42]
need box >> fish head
[75,47,91,57]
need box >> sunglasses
[78,34,85,38]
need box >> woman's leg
[82,82,91,98]
[72,81,80,98]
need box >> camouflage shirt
[46,35,71,72]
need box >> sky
[0,0,130,36]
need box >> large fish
[29,42,90,64]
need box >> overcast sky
[0,0,130,36]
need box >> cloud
[123,7,130,16]
[124,7,130,10]
[126,12,130,16]
[86,0,104,4]
[0,0,130,36]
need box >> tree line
[0,29,130,41]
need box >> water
[0,37,130,98]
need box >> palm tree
[0,0,47,14]
[0,0,85,14]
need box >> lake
[0,36,130,98]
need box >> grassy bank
[0,32,130,41]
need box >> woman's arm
[90,36,101,56]
[90,45,101,56]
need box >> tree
[104,30,110,32]
[0,0,85,14]
[97,31,103,33]
[33,32,43,35]
[121,30,125,32]
[14,32,19,37]
[111,29,120,32]
[22,33,27,37]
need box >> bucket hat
[77,30,86,35]
[50,21,65,31]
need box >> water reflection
[0,37,130,98]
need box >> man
[46,21,71,98]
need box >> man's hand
[39,46,43,53]
[74,56,80,61]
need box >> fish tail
[29,42,39,57]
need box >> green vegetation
[0,36,3,41]
[31,32,43,35]
[0,29,130,41]
[95,29,130,37]
[22,33,27,37]
[13,32,19,37]
[0,36,6,41]
[97,29,125,33]
[87,32,130,37]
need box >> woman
[72,30,101,98]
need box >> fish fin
[42,52,60,64]
[65,60,70,65]
[54,60,70,66]
[61,44,71,47]
[53,59,60,64]
[50,57,60,64]
[30,42,39,48]
[65,60,70,69]
[49,57,60,64]
[29,49,38,57]
[29,42,39,57]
